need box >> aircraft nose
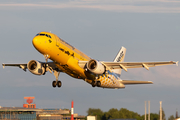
[32,36,41,50]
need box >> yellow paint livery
[2,32,178,89]
[33,32,90,79]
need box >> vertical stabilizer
[112,46,126,77]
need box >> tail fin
[112,46,126,77]
[113,46,126,62]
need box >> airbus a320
[2,32,178,89]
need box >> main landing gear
[91,76,101,87]
[91,80,101,87]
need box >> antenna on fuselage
[44,54,50,63]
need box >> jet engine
[27,60,45,75]
[86,59,105,75]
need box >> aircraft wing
[79,61,178,72]
[102,61,178,72]
[2,61,60,72]
[120,80,153,84]
[2,63,27,71]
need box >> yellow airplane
[2,32,178,89]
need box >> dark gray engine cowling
[27,60,45,75]
[86,59,105,75]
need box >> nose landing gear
[52,70,62,88]
[52,80,62,88]
[44,55,62,88]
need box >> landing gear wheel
[57,81,62,88]
[97,81,101,87]
[91,81,96,87]
[52,81,56,88]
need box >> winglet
[176,61,179,66]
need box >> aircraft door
[54,35,60,47]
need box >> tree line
[86,108,175,120]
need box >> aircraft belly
[53,56,87,79]
[66,57,86,78]
[91,74,124,88]
[99,76,121,88]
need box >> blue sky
[0,0,180,119]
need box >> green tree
[151,113,159,120]
[106,108,119,119]
[86,107,164,120]
[87,108,104,120]
[119,108,130,118]
[102,112,108,120]
[118,108,141,120]
[168,115,175,120]
[140,113,159,120]
[141,113,159,120]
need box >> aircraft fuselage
[32,32,125,88]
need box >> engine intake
[27,60,45,75]
[87,59,105,75]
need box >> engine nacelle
[27,60,45,75]
[86,59,105,75]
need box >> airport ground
[0,106,177,120]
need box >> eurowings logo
[116,51,124,62]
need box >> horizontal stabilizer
[120,80,153,85]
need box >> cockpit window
[40,34,46,36]
[36,33,52,38]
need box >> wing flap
[120,80,153,85]
[103,61,177,70]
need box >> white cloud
[1,0,180,13]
